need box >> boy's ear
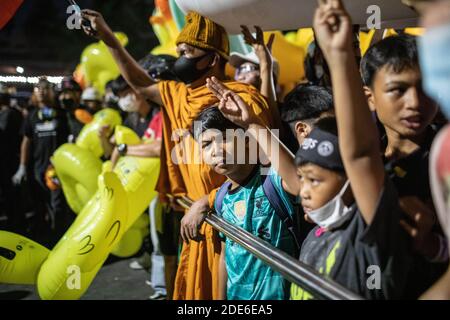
[295,121,311,140]
[363,86,376,112]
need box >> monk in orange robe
[81,9,274,299]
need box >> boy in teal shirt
[190,106,298,300]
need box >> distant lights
[0,75,64,84]
[16,66,24,74]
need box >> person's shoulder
[359,175,399,218]
[159,80,185,92]
[225,81,261,96]
[25,108,39,122]
[56,108,68,118]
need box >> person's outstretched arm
[313,0,385,225]
[241,26,280,126]
[206,77,300,196]
[81,10,162,105]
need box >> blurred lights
[16,66,24,74]
[0,75,64,84]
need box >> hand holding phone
[67,0,96,33]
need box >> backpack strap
[261,174,301,252]
[214,181,233,217]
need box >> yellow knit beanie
[176,11,229,60]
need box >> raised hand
[80,9,116,47]
[206,77,256,129]
[313,0,353,61]
[241,25,275,65]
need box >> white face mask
[118,93,138,112]
[307,181,354,231]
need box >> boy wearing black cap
[211,79,412,298]
[206,0,420,297]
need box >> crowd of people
[1,0,450,300]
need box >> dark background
[0,0,158,76]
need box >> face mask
[307,181,354,230]
[418,23,450,120]
[104,91,119,107]
[60,98,75,110]
[118,93,138,113]
[173,53,213,84]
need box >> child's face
[369,66,438,138]
[297,163,346,214]
[200,129,249,176]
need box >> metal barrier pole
[175,196,363,300]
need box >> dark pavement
[0,257,155,300]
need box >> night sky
[0,0,158,76]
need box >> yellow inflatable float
[37,172,128,300]
[1,127,161,299]
[52,108,122,214]
[52,144,103,214]
[0,231,50,285]
[76,108,122,159]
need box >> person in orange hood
[81,9,274,299]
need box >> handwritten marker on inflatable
[52,144,103,214]
[35,127,160,299]
[52,108,122,214]
[37,172,128,300]
[109,126,160,257]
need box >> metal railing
[175,196,363,300]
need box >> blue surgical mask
[418,23,450,120]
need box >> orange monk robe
[156,80,274,300]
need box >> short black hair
[314,116,339,136]
[280,84,334,123]
[110,75,130,95]
[361,34,419,88]
[138,53,179,81]
[190,106,243,141]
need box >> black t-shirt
[22,108,69,179]
[0,107,23,177]
[123,108,157,138]
[66,112,84,141]
[383,128,447,297]
[291,178,416,300]
[383,127,436,202]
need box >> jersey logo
[234,200,247,220]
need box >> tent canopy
[174,0,418,34]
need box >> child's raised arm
[313,0,385,225]
[206,77,300,195]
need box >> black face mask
[173,53,213,84]
[60,98,76,111]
